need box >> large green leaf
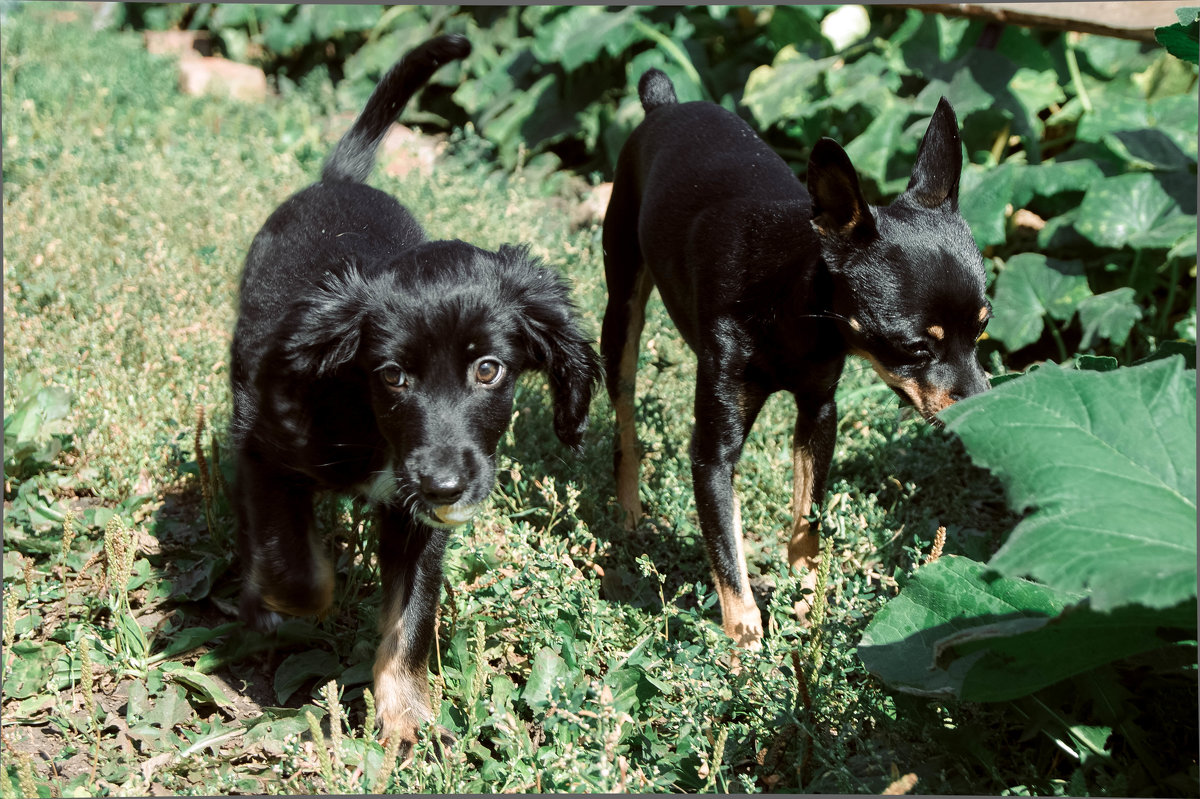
[815,54,902,115]
[987,254,1091,351]
[742,47,838,129]
[1073,173,1180,249]
[261,9,312,55]
[958,162,1020,248]
[1156,7,1200,65]
[1149,93,1200,159]
[3,640,62,699]
[1126,212,1198,252]
[162,663,235,708]
[843,104,912,190]
[1076,95,1152,144]
[940,358,1197,611]
[530,6,643,73]
[1015,158,1105,200]
[4,385,72,477]
[309,5,384,40]
[1076,288,1143,349]
[858,556,1194,701]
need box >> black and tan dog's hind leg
[600,180,655,529]
[786,397,838,624]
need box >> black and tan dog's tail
[323,34,470,184]
[637,68,678,113]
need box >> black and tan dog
[601,69,990,646]
[230,35,599,749]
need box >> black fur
[229,34,600,748]
[601,69,989,647]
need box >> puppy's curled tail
[323,34,470,184]
[638,69,678,113]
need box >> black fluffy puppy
[230,35,599,748]
[602,70,989,648]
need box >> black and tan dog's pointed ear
[807,138,877,243]
[501,246,601,452]
[906,97,963,210]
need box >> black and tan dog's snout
[859,353,989,422]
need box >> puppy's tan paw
[373,652,434,763]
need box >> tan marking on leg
[714,493,763,648]
[787,442,819,572]
[614,270,654,529]
[789,441,822,628]
[373,586,432,750]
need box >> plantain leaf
[274,650,341,705]
[521,646,568,711]
[162,663,235,707]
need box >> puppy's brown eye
[380,366,408,390]
[474,358,504,386]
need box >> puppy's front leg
[691,370,768,648]
[235,451,333,630]
[788,397,837,625]
[373,507,451,752]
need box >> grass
[0,4,1112,796]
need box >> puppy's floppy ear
[500,245,601,452]
[807,138,877,244]
[279,269,373,377]
[906,97,963,210]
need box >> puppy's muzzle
[408,448,489,528]
[418,470,480,527]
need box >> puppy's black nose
[419,472,466,505]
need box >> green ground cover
[3,4,1195,796]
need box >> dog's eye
[473,358,505,386]
[380,366,408,390]
[901,342,933,363]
